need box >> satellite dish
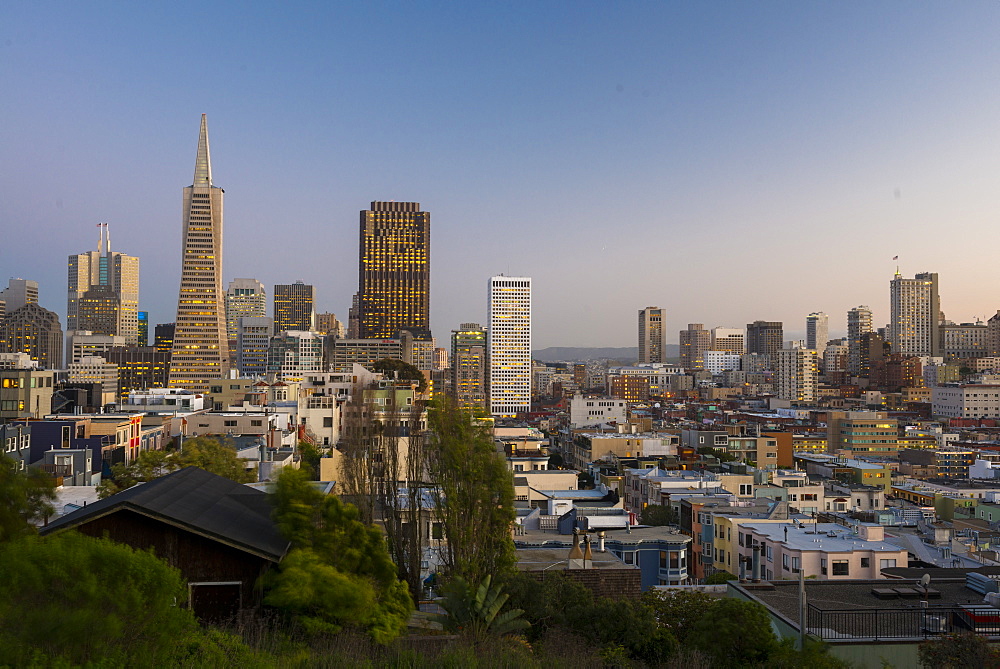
[920,573,931,587]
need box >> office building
[0,304,63,370]
[940,321,987,361]
[451,323,487,410]
[0,369,55,422]
[327,338,403,373]
[235,316,274,377]
[67,224,140,344]
[137,312,148,346]
[488,276,531,417]
[154,323,175,353]
[679,323,710,370]
[0,279,38,313]
[638,307,665,364]
[806,312,829,355]
[711,327,745,354]
[267,330,323,379]
[847,306,873,376]
[746,320,783,367]
[225,279,266,349]
[168,115,230,391]
[273,281,314,333]
[65,331,126,365]
[104,346,171,396]
[315,312,345,338]
[777,345,819,403]
[889,271,940,357]
[357,201,430,339]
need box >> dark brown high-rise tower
[356,201,430,339]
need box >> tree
[0,532,199,665]
[0,454,56,542]
[437,575,530,640]
[641,589,717,644]
[174,436,256,483]
[298,440,321,480]
[919,632,1000,669]
[371,358,427,392]
[426,399,516,585]
[501,572,595,641]
[264,467,413,643]
[97,436,255,498]
[338,379,430,598]
[704,570,737,584]
[687,598,778,667]
[640,503,678,526]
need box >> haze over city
[4,3,1000,347]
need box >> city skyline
[6,5,1000,348]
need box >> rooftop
[742,522,901,553]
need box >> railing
[38,464,73,477]
[808,604,1000,640]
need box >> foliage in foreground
[0,532,200,665]
[0,453,56,542]
[264,467,413,643]
[918,631,1000,668]
[437,575,530,640]
[97,435,255,498]
[426,399,517,586]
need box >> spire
[193,114,212,187]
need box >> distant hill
[532,345,680,362]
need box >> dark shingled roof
[40,467,289,562]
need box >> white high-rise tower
[168,115,230,390]
[488,276,531,417]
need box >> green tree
[298,440,321,480]
[641,589,716,643]
[687,598,778,667]
[0,532,199,665]
[639,503,678,526]
[98,436,254,498]
[0,454,56,542]
[371,358,428,392]
[704,570,737,584]
[501,572,595,641]
[174,436,256,483]
[437,575,530,640]
[264,467,413,643]
[426,399,516,585]
[918,631,1000,669]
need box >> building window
[860,557,870,568]
[250,420,263,427]
[223,420,237,427]
[880,559,897,569]
[832,560,849,576]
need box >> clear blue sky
[4,2,1000,348]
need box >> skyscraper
[0,279,38,313]
[679,324,711,370]
[806,312,829,355]
[889,272,940,357]
[0,304,63,369]
[847,306,873,376]
[225,278,266,348]
[235,316,273,376]
[67,224,140,345]
[746,320,783,367]
[168,115,230,391]
[137,312,148,346]
[274,281,315,332]
[488,276,531,417]
[638,307,665,364]
[452,323,487,410]
[357,201,430,339]
[777,345,819,402]
[711,327,745,354]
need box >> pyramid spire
[193,114,212,187]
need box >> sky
[3,2,1000,349]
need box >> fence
[808,604,1000,640]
